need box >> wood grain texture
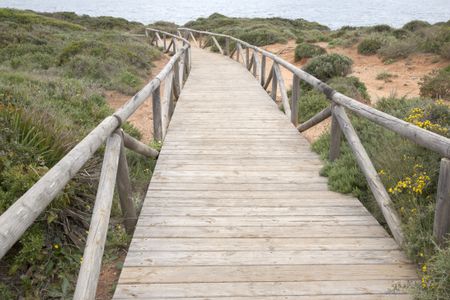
[113,47,416,299]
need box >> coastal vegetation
[0,8,160,298]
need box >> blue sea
[0,0,449,29]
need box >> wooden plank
[140,206,370,216]
[129,237,399,251]
[115,295,411,300]
[137,215,380,227]
[124,250,411,266]
[118,264,416,283]
[132,225,389,238]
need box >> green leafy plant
[294,43,326,61]
[303,53,353,81]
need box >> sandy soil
[263,40,447,102]
[95,256,126,300]
[106,55,170,143]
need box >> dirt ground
[263,40,447,102]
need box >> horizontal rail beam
[297,106,332,132]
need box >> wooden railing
[179,27,450,247]
[0,29,190,299]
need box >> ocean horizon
[1,0,449,29]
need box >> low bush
[328,76,370,102]
[403,20,431,32]
[295,29,329,43]
[302,53,353,81]
[294,43,326,61]
[368,24,392,33]
[378,38,418,61]
[357,38,383,55]
[419,67,450,100]
[298,90,328,123]
[440,42,450,59]
[392,29,410,39]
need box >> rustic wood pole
[329,103,342,161]
[246,47,250,70]
[163,33,167,51]
[211,36,224,55]
[252,53,257,77]
[273,63,291,118]
[173,57,181,98]
[333,105,404,245]
[73,132,121,300]
[236,43,240,62]
[291,75,300,126]
[225,38,230,56]
[434,158,450,245]
[152,86,162,141]
[271,66,278,101]
[261,54,266,86]
[297,106,332,132]
[116,131,137,234]
[123,132,159,158]
[162,71,174,139]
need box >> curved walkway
[113,47,416,299]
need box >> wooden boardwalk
[113,48,417,299]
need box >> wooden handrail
[0,29,191,299]
[179,27,450,246]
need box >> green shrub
[303,53,353,81]
[328,76,370,102]
[369,24,392,33]
[296,29,329,43]
[441,42,450,59]
[294,43,326,61]
[357,38,383,55]
[419,67,450,100]
[403,20,431,32]
[392,29,410,39]
[378,38,418,61]
[298,89,329,123]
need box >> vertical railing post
[271,65,278,101]
[329,103,342,161]
[261,55,266,86]
[246,47,250,70]
[434,158,450,246]
[252,53,257,76]
[225,37,230,56]
[116,130,137,234]
[152,86,162,141]
[163,33,167,51]
[291,75,300,126]
[236,43,240,62]
[74,132,122,300]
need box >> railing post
[236,43,240,62]
[329,103,342,161]
[74,132,122,300]
[261,55,266,86]
[116,130,137,235]
[152,86,162,141]
[291,75,300,126]
[225,37,230,56]
[271,65,278,101]
[434,158,450,246]
[246,47,250,70]
[163,33,167,51]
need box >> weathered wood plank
[434,158,450,245]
